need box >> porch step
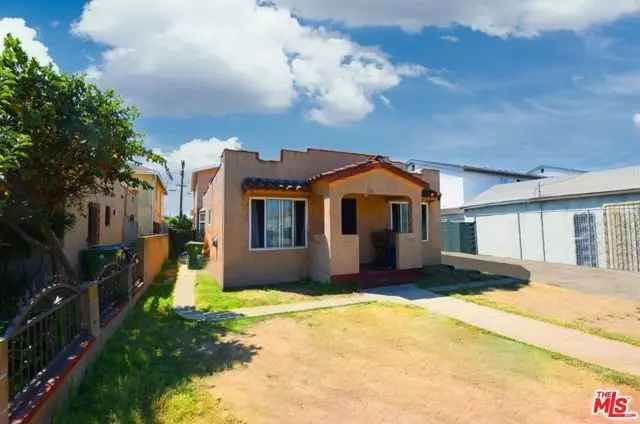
[332,268,424,289]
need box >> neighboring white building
[527,165,586,178]
[464,165,640,272]
[407,160,541,214]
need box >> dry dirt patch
[454,282,640,342]
[206,304,638,424]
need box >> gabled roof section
[309,156,428,188]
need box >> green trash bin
[81,244,125,280]
[185,242,204,269]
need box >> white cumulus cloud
[0,18,56,67]
[634,113,640,129]
[145,137,242,215]
[276,0,640,37]
[72,0,424,126]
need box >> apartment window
[88,202,101,245]
[390,202,409,233]
[250,198,307,249]
[208,209,212,224]
[105,206,111,227]
[198,210,206,234]
[421,203,429,241]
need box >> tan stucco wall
[135,174,155,235]
[420,168,442,266]
[422,199,442,266]
[201,148,442,288]
[134,173,166,234]
[63,184,138,271]
[153,179,165,224]
[192,168,218,220]
[140,234,169,284]
[203,165,225,285]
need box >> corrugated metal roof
[465,165,640,209]
[409,159,540,180]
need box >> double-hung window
[251,198,307,249]
[390,202,409,233]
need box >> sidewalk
[365,284,640,376]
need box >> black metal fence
[96,259,135,327]
[4,253,140,410]
[4,281,85,409]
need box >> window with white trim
[390,201,409,233]
[421,203,429,241]
[250,198,307,249]
[198,210,206,234]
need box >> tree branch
[0,219,50,252]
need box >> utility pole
[179,160,185,218]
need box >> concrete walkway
[172,263,370,322]
[173,264,197,310]
[365,284,640,376]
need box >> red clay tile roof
[242,178,310,192]
[308,156,429,188]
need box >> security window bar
[574,212,599,268]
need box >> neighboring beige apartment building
[196,148,442,289]
[63,183,139,271]
[133,167,168,235]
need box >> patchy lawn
[55,263,640,423]
[54,262,257,424]
[417,264,512,288]
[436,281,640,347]
[195,272,356,312]
[205,303,640,423]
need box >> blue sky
[2,0,640,214]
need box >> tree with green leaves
[0,34,166,279]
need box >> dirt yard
[450,282,640,344]
[204,304,639,424]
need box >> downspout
[539,203,547,262]
[516,211,523,260]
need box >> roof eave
[464,188,640,210]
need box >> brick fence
[0,234,169,424]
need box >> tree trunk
[45,229,77,281]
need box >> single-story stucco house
[195,148,442,289]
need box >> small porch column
[395,193,423,270]
[325,192,359,276]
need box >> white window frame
[389,201,410,233]
[198,210,206,233]
[421,202,429,241]
[249,197,309,251]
